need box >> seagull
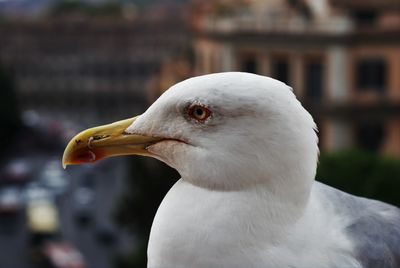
[63,72,400,268]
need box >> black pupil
[195,108,204,117]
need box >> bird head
[63,72,318,191]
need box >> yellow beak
[62,116,162,168]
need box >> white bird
[63,72,400,268]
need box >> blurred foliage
[49,0,189,17]
[317,149,400,207]
[114,157,178,268]
[131,0,189,8]
[0,66,21,153]
[212,0,249,17]
[50,0,123,17]
[213,2,237,17]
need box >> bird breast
[147,180,361,268]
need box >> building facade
[0,13,189,126]
[193,0,400,156]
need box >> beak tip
[62,146,71,170]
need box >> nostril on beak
[88,135,110,148]
[88,136,94,149]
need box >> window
[352,10,377,27]
[356,58,386,92]
[241,56,258,74]
[355,122,385,152]
[272,58,290,84]
[305,61,324,101]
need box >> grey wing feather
[315,182,400,268]
[346,199,400,268]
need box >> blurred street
[0,151,132,268]
[0,1,190,266]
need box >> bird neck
[263,171,314,216]
[249,176,313,226]
[184,171,314,226]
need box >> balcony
[200,15,353,35]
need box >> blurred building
[193,0,400,156]
[0,10,189,126]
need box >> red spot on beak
[75,150,96,163]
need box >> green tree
[49,0,123,17]
[317,150,400,207]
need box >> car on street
[0,186,23,214]
[39,159,68,196]
[24,182,54,204]
[27,198,60,250]
[42,241,87,268]
[2,159,33,183]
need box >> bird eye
[188,104,212,122]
